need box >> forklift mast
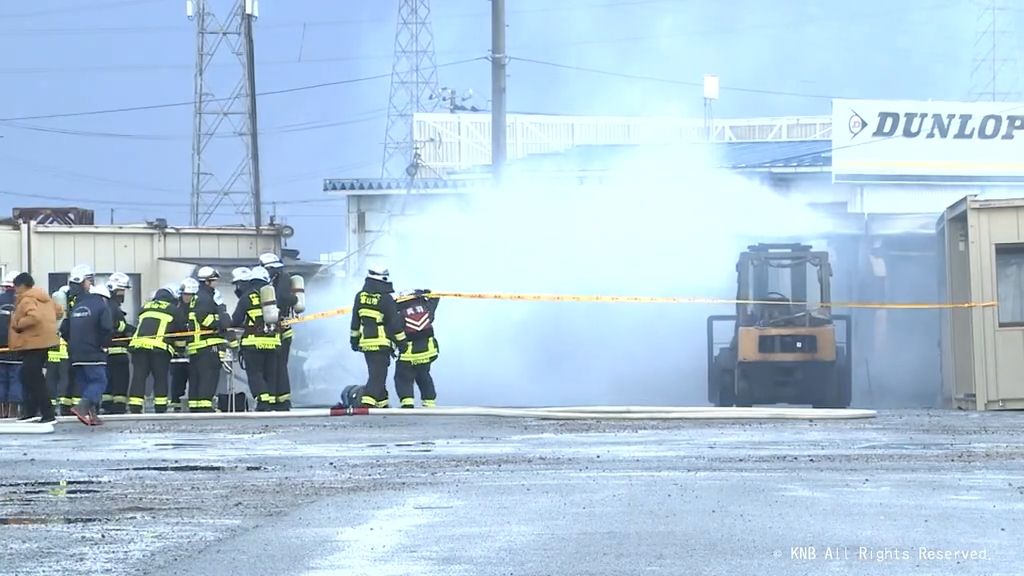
[736,243,833,327]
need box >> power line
[0,58,485,122]
[512,57,851,100]
[0,0,162,19]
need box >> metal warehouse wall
[0,223,279,318]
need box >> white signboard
[831,98,1024,185]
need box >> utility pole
[188,0,263,227]
[242,1,262,227]
[490,0,507,185]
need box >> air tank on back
[290,274,305,314]
[51,288,68,311]
[259,284,279,325]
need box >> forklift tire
[734,369,753,408]
[812,349,851,409]
[711,349,737,407]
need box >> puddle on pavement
[107,464,267,472]
[0,480,100,489]
[152,442,212,449]
[0,516,102,525]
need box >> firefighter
[232,266,279,411]
[103,272,134,414]
[0,272,22,418]
[168,281,192,411]
[49,286,72,415]
[350,265,406,408]
[258,253,297,410]
[186,267,229,413]
[394,289,440,408]
[129,286,185,414]
[216,267,252,412]
[61,268,113,426]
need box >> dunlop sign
[831,98,1024,185]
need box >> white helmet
[1,270,19,288]
[161,283,181,299]
[108,272,131,290]
[58,285,70,295]
[231,267,251,284]
[180,277,200,295]
[249,266,271,284]
[90,284,111,299]
[69,264,94,284]
[258,252,283,270]
[196,266,220,281]
[367,264,389,283]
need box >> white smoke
[301,144,835,407]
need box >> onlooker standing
[0,272,23,418]
[10,272,60,424]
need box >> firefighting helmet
[249,266,271,284]
[196,266,220,281]
[258,252,284,270]
[69,264,94,284]
[180,277,200,295]
[231,267,251,284]
[107,272,132,290]
[1,270,19,288]
[366,265,389,283]
[90,284,111,299]
[162,283,181,299]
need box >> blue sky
[0,0,1015,258]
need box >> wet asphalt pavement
[1,410,1023,576]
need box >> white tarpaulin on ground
[831,98,1024,185]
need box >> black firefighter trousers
[395,360,437,407]
[243,347,278,411]
[360,350,391,408]
[130,349,172,413]
[187,347,220,412]
[104,354,131,414]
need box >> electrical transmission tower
[381,0,441,180]
[969,0,1020,102]
[188,0,263,227]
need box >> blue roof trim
[323,141,833,191]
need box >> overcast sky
[0,0,1017,258]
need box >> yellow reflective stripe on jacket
[108,346,129,355]
[400,337,438,365]
[241,335,280,349]
[131,304,176,352]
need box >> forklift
[706,243,852,408]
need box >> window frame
[993,243,1024,328]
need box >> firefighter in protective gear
[169,281,194,411]
[350,265,406,408]
[0,272,22,418]
[49,286,72,414]
[185,268,228,412]
[231,266,279,411]
[257,252,298,410]
[129,287,185,413]
[103,272,134,414]
[231,267,251,298]
[394,289,440,408]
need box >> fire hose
[24,405,874,423]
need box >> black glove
[350,339,360,352]
[415,289,431,296]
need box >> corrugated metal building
[0,218,313,319]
